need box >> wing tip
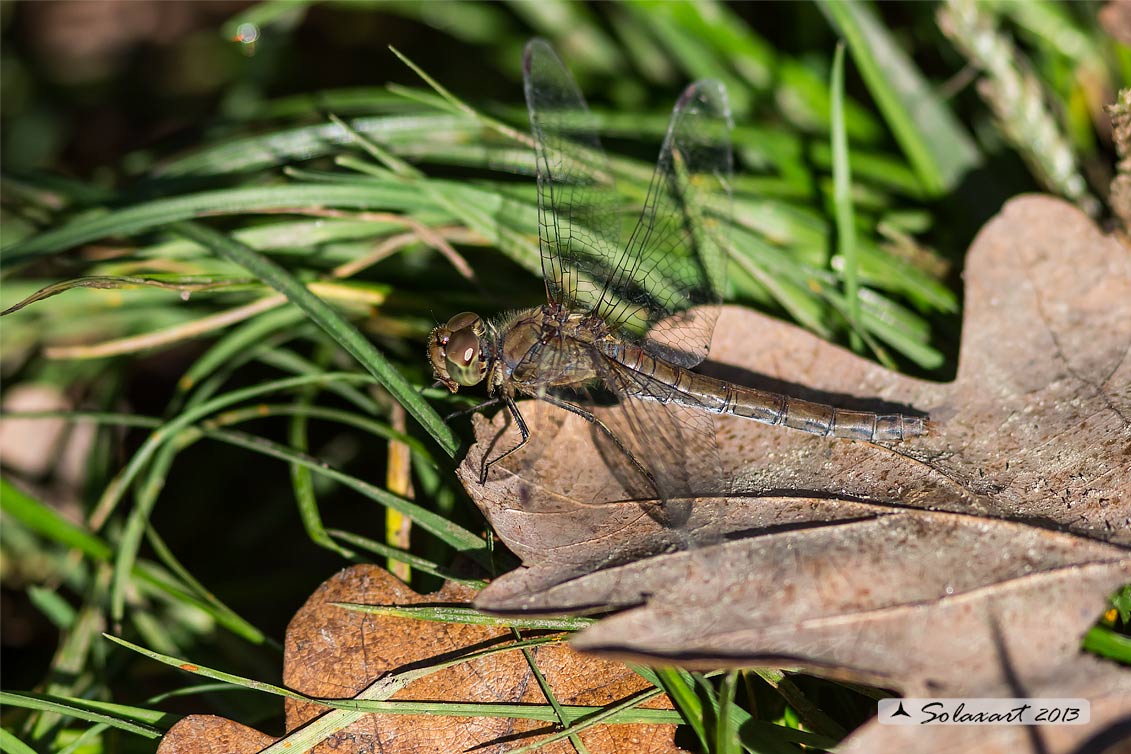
[523,37,552,77]
[677,80,733,125]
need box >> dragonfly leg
[443,397,502,424]
[540,394,657,493]
[479,396,530,483]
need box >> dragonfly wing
[595,80,733,369]
[523,39,623,309]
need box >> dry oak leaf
[157,565,682,754]
[457,195,1131,749]
[158,716,274,754]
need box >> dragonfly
[428,39,927,500]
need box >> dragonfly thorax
[428,312,489,392]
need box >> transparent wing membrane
[522,39,734,516]
[523,39,622,309]
[524,41,734,371]
[598,81,733,368]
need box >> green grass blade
[1112,585,1131,624]
[197,426,483,556]
[286,367,358,560]
[504,683,669,754]
[171,221,458,455]
[87,373,371,529]
[831,42,863,354]
[32,599,105,738]
[937,0,1101,216]
[0,728,39,754]
[0,275,252,316]
[105,631,688,754]
[2,183,439,264]
[1083,625,1131,664]
[143,526,275,649]
[112,439,182,623]
[333,604,592,631]
[716,670,740,754]
[0,692,164,740]
[26,586,76,629]
[820,0,981,195]
[255,349,383,415]
[324,530,483,586]
[653,667,709,752]
[0,479,113,560]
[174,307,308,398]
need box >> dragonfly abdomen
[725,385,927,441]
[611,346,927,442]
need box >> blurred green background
[1,1,1126,751]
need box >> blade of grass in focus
[820,0,982,196]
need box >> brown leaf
[158,565,682,754]
[158,716,275,754]
[459,196,1131,749]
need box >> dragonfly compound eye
[445,325,487,387]
[428,313,486,391]
[434,312,484,388]
[446,312,484,333]
[441,327,486,386]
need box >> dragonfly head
[428,312,488,392]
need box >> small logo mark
[878,698,1090,726]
